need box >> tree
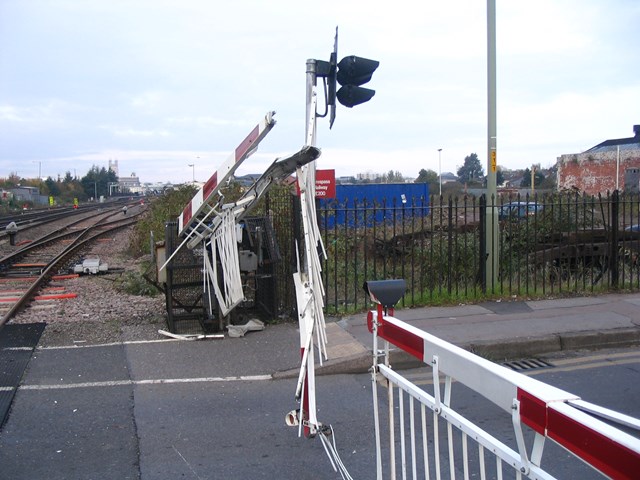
[415,168,438,184]
[4,172,21,187]
[81,166,117,200]
[457,153,484,183]
[520,167,545,188]
[382,170,404,183]
[44,177,61,196]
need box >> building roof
[585,124,640,153]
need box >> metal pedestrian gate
[364,280,640,480]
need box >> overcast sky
[1,0,638,184]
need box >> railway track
[0,201,128,243]
[0,203,146,329]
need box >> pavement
[308,291,640,376]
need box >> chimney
[634,124,640,138]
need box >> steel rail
[0,200,129,239]
[0,215,140,330]
[0,207,143,268]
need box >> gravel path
[10,227,167,347]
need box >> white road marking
[38,338,183,350]
[12,374,273,391]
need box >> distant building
[440,172,458,184]
[10,186,48,205]
[118,173,142,194]
[356,171,381,181]
[557,124,640,195]
[108,159,120,177]
[336,176,354,184]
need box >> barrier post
[364,280,406,479]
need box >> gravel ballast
[10,227,167,347]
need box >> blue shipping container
[318,183,430,227]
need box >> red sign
[295,169,336,199]
[315,169,336,199]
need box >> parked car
[498,201,543,220]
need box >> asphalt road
[1,342,638,479]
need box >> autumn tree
[457,153,484,183]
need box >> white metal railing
[367,302,640,480]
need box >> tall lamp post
[32,161,41,180]
[188,163,195,182]
[438,148,443,196]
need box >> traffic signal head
[335,55,379,108]
[314,27,379,127]
[336,84,376,108]
[336,56,379,87]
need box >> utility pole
[485,0,499,291]
[438,148,443,196]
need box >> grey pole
[485,0,499,291]
[438,148,443,196]
[305,59,317,147]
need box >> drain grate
[502,358,554,372]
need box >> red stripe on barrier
[203,172,218,202]
[235,125,260,161]
[378,317,424,361]
[517,388,547,435]
[182,201,193,227]
[547,406,640,480]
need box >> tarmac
[2,292,640,479]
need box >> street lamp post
[188,164,195,182]
[438,148,443,196]
[32,161,42,181]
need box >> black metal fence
[262,189,640,317]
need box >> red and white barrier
[368,303,640,479]
[178,111,276,235]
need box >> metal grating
[502,358,555,372]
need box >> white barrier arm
[368,306,640,479]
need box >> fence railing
[364,280,640,479]
[260,189,640,318]
[314,191,640,314]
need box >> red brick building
[557,124,640,195]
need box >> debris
[227,319,265,338]
[157,329,224,341]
